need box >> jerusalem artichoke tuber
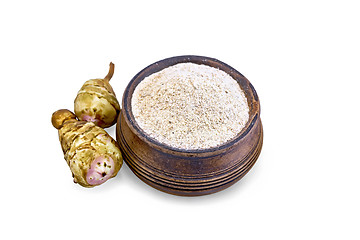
[74,62,120,128]
[52,109,123,187]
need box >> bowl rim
[121,55,260,155]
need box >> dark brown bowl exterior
[116,55,263,196]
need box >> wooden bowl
[116,55,263,196]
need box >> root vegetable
[52,109,123,187]
[74,62,120,128]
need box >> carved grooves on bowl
[118,121,263,196]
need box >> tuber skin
[52,109,123,187]
[74,62,120,128]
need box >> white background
[1,0,359,239]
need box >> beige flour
[131,63,249,150]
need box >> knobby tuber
[52,109,123,187]
[74,62,120,128]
